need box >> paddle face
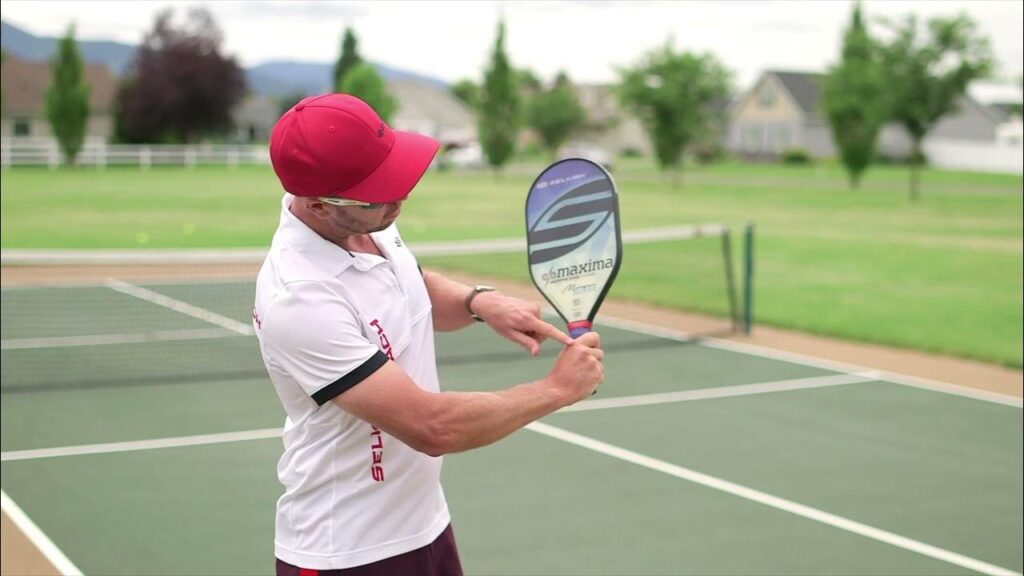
[526,158,622,338]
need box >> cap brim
[335,130,440,204]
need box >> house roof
[0,54,117,116]
[761,70,1015,126]
[388,78,474,129]
[768,70,826,115]
[986,103,1017,122]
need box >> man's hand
[546,331,604,403]
[471,291,572,356]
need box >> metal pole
[743,222,755,334]
[721,229,739,333]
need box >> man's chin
[369,217,397,233]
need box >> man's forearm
[423,269,492,331]
[422,381,567,456]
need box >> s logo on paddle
[527,179,616,264]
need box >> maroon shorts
[276,524,463,576]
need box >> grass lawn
[2,159,1021,368]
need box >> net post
[742,222,755,334]
[720,226,740,333]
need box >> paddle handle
[567,321,592,338]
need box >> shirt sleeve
[260,280,387,406]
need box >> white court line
[594,315,1024,409]
[0,428,282,462]
[562,372,877,412]
[0,373,871,463]
[1,490,83,576]
[526,421,1021,576]
[1,327,241,351]
[0,227,720,265]
[2,384,1018,574]
[105,278,254,335]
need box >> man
[254,93,604,576]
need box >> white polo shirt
[253,195,449,569]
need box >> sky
[2,0,1022,90]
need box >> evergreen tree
[45,26,90,165]
[478,21,521,171]
[334,27,362,91]
[823,3,886,189]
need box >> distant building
[0,54,117,142]
[232,94,279,144]
[388,78,476,147]
[728,69,1023,167]
[727,70,831,159]
[573,84,650,156]
[877,94,1015,160]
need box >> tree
[1,50,8,115]
[451,79,479,109]
[823,3,886,189]
[115,8,246,143]
[340,63,398,123]
[45,26,91,165]
[527,71,585,157]
[617,43,730,187]
[277,91,308,117]
[333,27,362,91]
[516,68,542,97]
[478,20,521,172]
[878,13,992,201]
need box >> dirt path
[2,512,61,576]
[2,270,1019,575]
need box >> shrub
[781,148,812,165]
[875,149,928,166]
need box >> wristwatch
[465,285,496,322]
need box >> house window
[742,125,763,152]
[13,118,31,136]
[759,85,775,107]
[769,126,790,151]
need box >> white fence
[0,140,271,169]
[923,137,1024,175]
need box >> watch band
[465,285,496,322]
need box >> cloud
[217,1,368,22]
[752,21,822,34]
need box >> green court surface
[1,278,1021,575]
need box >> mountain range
[1,20,447,98]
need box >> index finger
[527,317,573,346]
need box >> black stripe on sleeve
[311,350,389,406]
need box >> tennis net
[1,225,752,393]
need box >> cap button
[295,103,306,111]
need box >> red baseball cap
[269,93,440,203]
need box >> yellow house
[0,53,116,142]
[727,70,831,159]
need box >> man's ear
[297,197,332,220]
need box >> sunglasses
[318,197,390,210]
